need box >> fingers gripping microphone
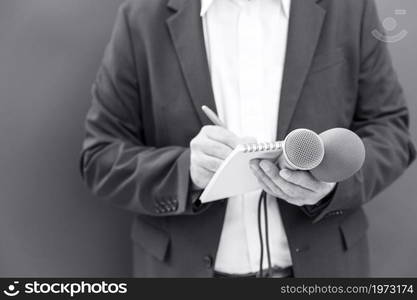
[281,129,325,170]
[311,128,366,182]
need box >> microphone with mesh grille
[281,129,325,170]
[281,128,365,182]
[311,128,366,182]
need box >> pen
[201,105,226,128]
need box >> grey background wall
[0,0,415,277]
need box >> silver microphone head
[283,129,325,170]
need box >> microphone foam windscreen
[311,128,365,182]
[284,129,325,170]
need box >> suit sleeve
[80,3,206,216]
[310,0,416,222]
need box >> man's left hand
[250,158,336,207]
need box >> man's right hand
[190,126,253,190]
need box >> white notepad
[199,141,283,203]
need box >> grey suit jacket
[80,0,416,277]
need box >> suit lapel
[277,0,326,140]
[166,0,216,126]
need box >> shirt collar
[200,0,291,18]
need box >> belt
[213,266,293,278]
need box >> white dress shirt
[201,0,293,274]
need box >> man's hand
[250,153,336,206]
[190,125,255,190]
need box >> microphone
[311,128,365,182]
[256,128,325,278]
[280,129,325,170]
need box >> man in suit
[80,0,416,277]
